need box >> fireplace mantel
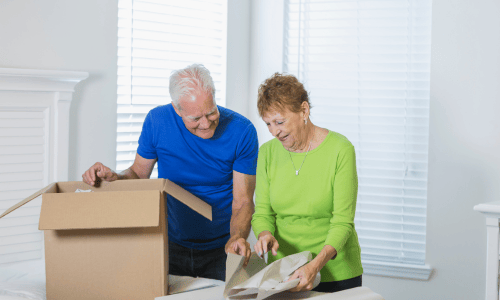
[0,68,88,264]
[0,68,88,96]
[0,68,88,182]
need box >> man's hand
[82,162,118,186]
[225,237,252,267]
[254,231,279,258]
[82,155,156,186]
[286,262,319,292]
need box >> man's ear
[172,101,182,116]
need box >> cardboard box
[0,179,212,300]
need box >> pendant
[296,170,299,176]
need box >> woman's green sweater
[252,131,363,282]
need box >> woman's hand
[254,231,279,258]
[286,262,319,292]
[286,245,336,292]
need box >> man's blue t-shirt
[137,104,258,250]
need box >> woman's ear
[301,101,310,121]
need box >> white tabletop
[156,286,384,300]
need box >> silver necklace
[288,128,315,176]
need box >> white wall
[0,0,260,251]
[247,0,500,299]
[2,1,500,298]
[0,0,118,181]
[225,0,251,117]
[361,0,500,299]
[248,0,285,146]
[0,0,253,181]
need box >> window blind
[117,0,228,176]
[284,0,432,266]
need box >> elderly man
[82,64,258,281]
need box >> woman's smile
[279,134,289,142]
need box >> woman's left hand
[286,262,319,292]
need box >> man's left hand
[225,237,251,267]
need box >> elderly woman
[251,73,363,293]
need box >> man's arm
[225,170,256,266]
[82,153,157,186]
[118,153,157,179]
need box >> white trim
[474,202,500,300]
[0,68,88,265]
[475,201,500,214]
[362,260,433,280]
[0,68,88,183]
[0,68,88,92]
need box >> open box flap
[60,179,213,221]
[0,182,57,219]
[55,179,164,193]
[163,179,212,221]
[39,190,160,230]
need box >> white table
[156,286,384,300]
[474,201,500,300]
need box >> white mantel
[0,68,88,265]
[0,68,88,92]
[0,68,88,183]
[474,201,500,300]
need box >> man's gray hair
[169,64,216,109]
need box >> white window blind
[117,0,228,176]
[284,0,432,270]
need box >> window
[116,0,228,176]
[284,0,432,279]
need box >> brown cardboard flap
[56,179,165,193]
[0,183,57,219]
[96,178,164,192]
[39,190,160,230]
[163,180,212,221]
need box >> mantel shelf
[475,200,500,300]
[0,67,88,265]
[474,201,500,214]
[0,68,88,93]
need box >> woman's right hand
[254,231,279,258]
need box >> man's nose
[199,116,211,129]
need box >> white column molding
[0,68,88,183]
[0,68,88,93]
[474,201,500,300]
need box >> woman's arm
[251,144,278,249]
[287,145,358,292]
[324,145,358,254]
[286,245,337,292]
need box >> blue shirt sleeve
[137,111,158,160]
[233,123,259,175]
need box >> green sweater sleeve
[251,144,276,237]
[324,145,358,252]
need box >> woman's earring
[305,119,308,125]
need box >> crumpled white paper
[74,189,93,193]
[224,251,321,300]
